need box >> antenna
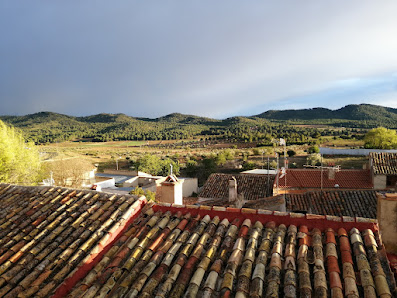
[170,164,173,176]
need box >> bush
[242,161,256,171]
[306,153,322,166]
[130,187,156,202]
[287,149,296,157]
[308,145,320,154]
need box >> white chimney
[229,177,237,203]
[328,168,336,180]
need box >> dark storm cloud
[1,1,397,118]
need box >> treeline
[1,104,393,144]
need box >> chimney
[328,168,336,180]
[158,175,183,205]
[229,177,237,203]
[377,193,397,254]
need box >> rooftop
[0,183,146,297]
[276,169,373,190]
[286,190,378,219]
[199,173,275,201]
[0,183,397,297]
[370,152,397,175]
[66,203,397,297]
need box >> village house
[370,152,397,190]
[198,173,275,207]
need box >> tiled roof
[199,173,275,200]
[67,203,397,297]
[370,152,397,175]
[243,195,285,209]
[0,183,146,297]
[277,169,373,189]
[286,190,378,218]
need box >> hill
[256,104,397,127]
[0,104,396,144]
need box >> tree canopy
[364,127,397,149]
[134,154,180,176]
[0,120,42,184]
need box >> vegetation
[364,127,397,149]
[133,154,180,176]
[308,145,320,154]
[1,104,396,145]
[306,153,322,166]
[44,158,94,188]
[287,149,296,157]
[130,187,156,202]
[0,120,43,184]
[257,104,397,128]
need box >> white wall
[377,193,397,254]
[95,178,115,188]
[180,178,198,197]
[320,147,397,156]
[123,177,139,187]
[373,175,387,190]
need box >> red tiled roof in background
[199,173,275,200]
[276,169,373,189]
[370,152,397,175]
[65,203,397,297]
[286,190,378,218]
[0,183,146,297]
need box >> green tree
[134,154,179,176]
[364,127,397,149]
[0,120,43,184]
[308,145,320,154]
[306,153,322,166]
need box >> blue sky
[1,1,397,118]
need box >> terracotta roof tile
[199,173,275,200]
[370,152,397,175]
[0,183,144,297]
[286,190,378,218]
[65,205,397,297]
[277,169,373,189]
[1,183,397,297]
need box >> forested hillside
[0,104,395,144]
[257,104,397,128]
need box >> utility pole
[276,153,279,195]
[267,156,270,193]
[116,156,121,171]
[320,153,323,198]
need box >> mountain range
[1,104,396,143]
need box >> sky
[1,1,397,119]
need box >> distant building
[199,173,275,203]
[370,152,397,189]
[97,172,198,197]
